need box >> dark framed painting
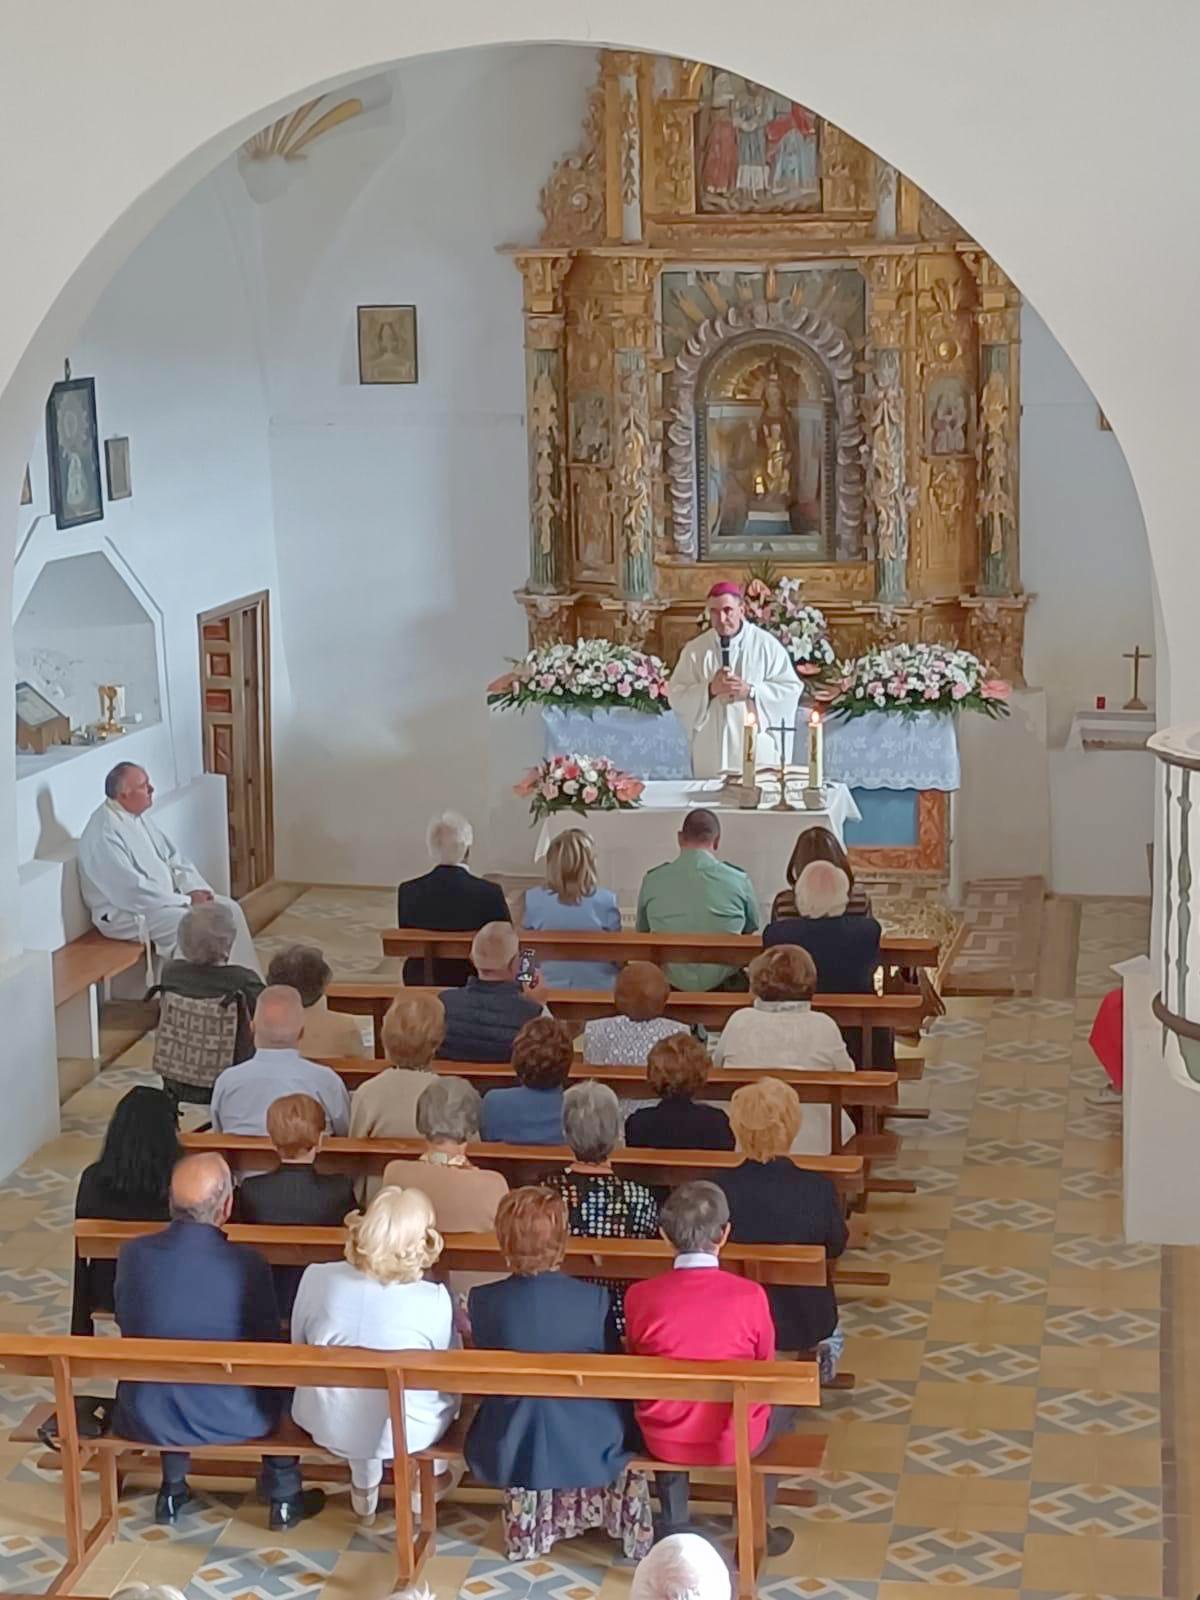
[105,436,132,500]
[46,377,103,529]
[357,304,418,384]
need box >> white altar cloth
[533,779,861,917]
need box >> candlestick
[807,709,824,791]
[741,705,758,789]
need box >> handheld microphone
[720,637,731,670]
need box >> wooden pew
[73,1219,832,1287]
[381,925,940,981]
[319,1057,900,1150]
[326,981,926,1066]
[0,1332,820,1599]
[180,1129,867,1202]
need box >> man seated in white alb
[210,986,351,1136]
[78,761,261,975]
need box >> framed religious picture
[357,304,418,384]
[46,377,103,529]
[15,680,70,755]
[105,436,132,500]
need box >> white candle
[808,709,824,789]
[742,706,758,787]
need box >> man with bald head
[210,985,351,1135]
[437,920,547,1062]
[78,761,262,973]
[114,1154,325,1528]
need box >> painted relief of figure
[701,74,739,196]
[931,388,968,455]
[767,103,818,193]
[732,85,772,196]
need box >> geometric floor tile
[905,1108,971,1140]
[820,1379,915,1423]
[1027,1482,1160,1537]
[872,1163,961,1194]
[117,1487,241,1545]
[0,1170,70,1200]
[1052,1235,1160,1270]
[928,1018,988,1039]
[0,1381,52,1429]
[1035,1389,1160,1435]
[837,1299,932,1340]
[976,1087,1067,1112]
[954,1197,1057,1231]
[0,1533,67,1593]
[1065,1110,1125,1142]
[883,1526,1025,1585]
[759,1581,879,1599]
[920,1342,1041,1384]
[863,1229,946,1263]
[186,1547,341,1600]
[924,1059,981,1084]
[347,1500,493,1558]
[459,1552,613,1598]
[1060,1168,1123,1200]
[1042,1307,1161,1348]
[965,1139,1063,1167]
[905,1428,1033,1479]
[983,1040,1071,1063]
[993,998,1075,1018]
[800,1470,898,1523]
[938,1266,1046,1303]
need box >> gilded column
[963,250,1021,596]
[514,251,573,595]
[865,256,916,605]
[607,254,659,603]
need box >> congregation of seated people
[76,803,890,1566]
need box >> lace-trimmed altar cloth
[822,709,961,792]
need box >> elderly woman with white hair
[151,901,265,1098]
[396,809,511,986]
[538,1080,658,1334]
[290,1187,458,1522]
[629,1533,732,1600]
[763,858,890,1067]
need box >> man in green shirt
[636,809,759,991]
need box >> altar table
[533,778,861,915]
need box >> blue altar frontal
[542,706,959,853]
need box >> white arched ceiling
[0,0,1195,951]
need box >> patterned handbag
[149,989,242,1095]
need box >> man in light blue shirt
[210,986,351,1136]
[636,808,759,991]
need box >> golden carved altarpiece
[505,52,1030,686]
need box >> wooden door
[198,592,274,899]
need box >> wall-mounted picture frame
[357,304,418,385]
[46,377,103,530]
[105,436,132,501]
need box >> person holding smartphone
[438,922,549,1064]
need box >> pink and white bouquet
[743,574,840,682]
[832,642,1011,720]
[487,638,669,716]
[514,754,646,822]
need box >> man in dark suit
[235,1093,356,1315]
[114,1152,326,1528]
[397,811,510,986]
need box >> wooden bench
[0,1333,820,1598]
[326,982,926,1067]
[51,929,145,1062]
[381,926,940,981]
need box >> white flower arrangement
[487,639,669,716]
[742,575,839,681]
[832,642,1011,720]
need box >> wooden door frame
[198,589,275,891]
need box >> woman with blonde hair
[291,1187,458,1521]
[523,827,621,989]
[349,991,445,1141]
[718,1077,847,1380]
[712,944,855,1155]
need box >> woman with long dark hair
[71,1086,180,1334]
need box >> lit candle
[807,708,824,790]
[742,705,758,787]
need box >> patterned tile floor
[0,892,1174,1599]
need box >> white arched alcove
[0,1,1194,1214]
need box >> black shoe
[766,1524,795,1557]
[268,1488,326,1530]
[154,1484,192,1525]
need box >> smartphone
[516,948,536,988]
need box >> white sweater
[291,1262,458,1461]
[712,1000,856,1155]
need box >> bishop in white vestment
[78,762,262,974]
[668,582,802,778]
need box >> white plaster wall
[261,48,593,885]
[12,167,282,854]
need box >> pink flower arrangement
[487,639,669,716]
[514,754,646,822]
[832,643,1011,721]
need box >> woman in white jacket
[291,1186,458,1521]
